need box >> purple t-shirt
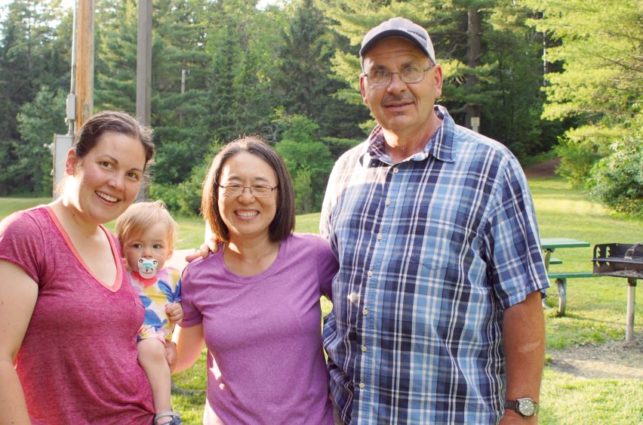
[181,233,338,425]
[0,206,154,425]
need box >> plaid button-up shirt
[320,106,549,425]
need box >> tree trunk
[465,6,481,131]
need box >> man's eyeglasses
[218,183,278,198]
[363,64,434,86]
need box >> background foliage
[0,0,640,213]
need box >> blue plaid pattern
[321,106,549,425]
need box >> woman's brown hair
[75,110,154,167]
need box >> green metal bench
[548,271,595,316]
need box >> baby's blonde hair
[116,201,178,250]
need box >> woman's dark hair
[75,111,154,167]
[202,136,295,243]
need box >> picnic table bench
[541,238,594,316]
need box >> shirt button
[377,234,383,241]
[393,167,399,174]
[359,383,365,389]
[363,307,369,316]
[367,270,373,277]
[347,292,360,304]
[385,199,391,206]
[361,345,367,352]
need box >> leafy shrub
[554,137,602,188]
[588,136,642,216]
[149,144,219,217]
[148,183,183,214]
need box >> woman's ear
[65,148,78,175]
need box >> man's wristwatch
[505,397,538,417]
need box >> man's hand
[166,302,183,324]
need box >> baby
[116,201,183,425]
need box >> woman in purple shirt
[173,136,338,425]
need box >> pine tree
[274,0,366,138]
[94,0,138,112]
[149,0,213,185]
[0,0,70,194]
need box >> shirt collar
[366,105,456,165]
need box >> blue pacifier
[137,258,158,279]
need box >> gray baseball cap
[359,17,436,64]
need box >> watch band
[505,398,538,417]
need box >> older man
[321,17,549,424]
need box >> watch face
[518,399,536,416]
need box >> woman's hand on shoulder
[184,242,216,263]
[184,232,221,263]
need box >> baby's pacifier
[137,258,158,279]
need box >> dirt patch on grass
[523,158,560,179]
[548,334,643,380]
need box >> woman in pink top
[173,136,338,424]
[0,111,158,425]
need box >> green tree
[525,0,642,210]
[94,0,138,112]
[274,112,333,213]
[205,0,281,143]
[0,0,69,139]
[148,0,212,185]
[273,0,366,138]
[588,132,642,216]
[483,0,549,157]
[12,86,67,194]
[0,0,70,194]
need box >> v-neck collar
[45,206,123,292]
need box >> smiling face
[217,151,278,243]
[360,37,443,140]
[65,131,146,225]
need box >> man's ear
[65,148,78,175]
[359,74,368,104]
[433,64,444,98]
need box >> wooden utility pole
[136,0,153,200]
[74,0,95,131]
[465,6,481,132]
[53,0,94,195]
[136,0,152,126]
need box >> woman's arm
[0,260,39,425]
[171,324,205,374]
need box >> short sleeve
[179,263,203,327]
[313,236,338,299]
[0,211,45,284]
[486,156,549,309]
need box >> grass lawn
[2,176,642,424]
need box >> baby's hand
[166,302,183,324]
